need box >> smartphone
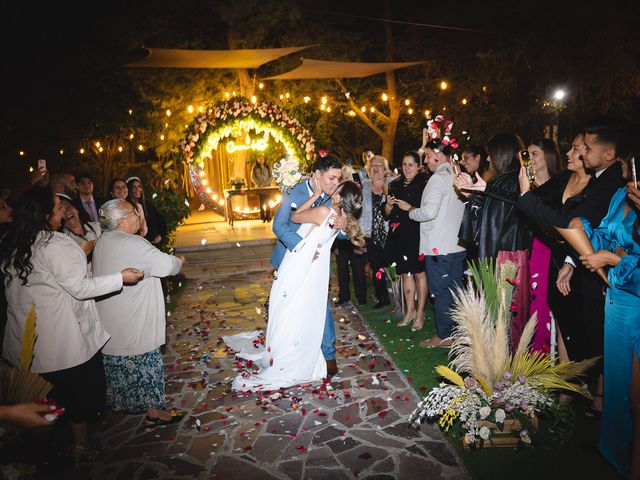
[632,156,637,189]
[451,155,461,176]
[518,150,535,183]
[37,159,46,170]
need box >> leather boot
[326,359,338,378]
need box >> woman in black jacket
[455,133,532,349]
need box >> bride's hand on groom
[332,212,347,231]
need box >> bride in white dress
[224,181,365,392]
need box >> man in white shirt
[401,141,466,347]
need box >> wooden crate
[463,415,538,449]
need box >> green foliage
[151,188,191,251]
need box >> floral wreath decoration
[422,114,460,162]
[179,98,316,209]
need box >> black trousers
[366,238,389,302]
[334,239,367,303]
[41,350,106,423]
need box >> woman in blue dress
[576,127,640,478]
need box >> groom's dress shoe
[326,359,338,378]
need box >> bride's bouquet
[272,156,303,193]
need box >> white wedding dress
[223,210,338,391]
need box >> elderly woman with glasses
[358,155,392,308]
[92,199,185,425]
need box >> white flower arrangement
[272,156,303,193]
[409,258,596,449]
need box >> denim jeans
[425,251,466,339]
[321,302,336,360]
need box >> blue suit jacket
[271,181,319,269]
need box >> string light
[166,109,172,117]
[232,91,237,97]
[129,133,134,140]
[160,134,165,140]
[138,144,144,151]
[59,149,64,155]
[440,81,448,90]
[303,96,310,103]
[128,109,133,115]
[326,106,331,112]
[279,94,284,100]
[381,93,388,101]
[225,92,230,99]
[321,96,327,105]
[407,108,414,114]
[285,92,290,99]
[461,98,468,105]
[320,104,326,111]
[361,106,366,112]
[98,146,104,152]
[251,95,257,104]
[95,141,101,148]
[370,106,375,113]
[482,85,487,92]
[29,166,34,172]
[424,109,431,117]
[198,105,204,112]
[258,82,264,89]
[404,99,411,106]
[187,105,194,113]
[19,150,24,156]
[118,146,123,152]
[79,148,85,154]
[348,110,356,117]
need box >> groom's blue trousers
[321,303,336,360]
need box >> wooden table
[224,187,281,226]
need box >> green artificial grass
[353,276,621,480]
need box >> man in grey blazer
[270,155,345,376]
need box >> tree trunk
[227,27,255,98]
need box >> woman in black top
[384,151,429,329]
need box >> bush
[151,188,191,251]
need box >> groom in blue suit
[271,155,345,377]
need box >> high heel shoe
[411,315,424,331]
[397,313,415,327]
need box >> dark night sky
[0,0,635,170]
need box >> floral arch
[180,98,315,210]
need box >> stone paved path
[81,245,469,479]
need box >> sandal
[66,445,100,462]
[397,313,415,327]
[145,412,185,426]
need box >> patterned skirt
[103,348,166,413]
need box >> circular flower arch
[180,98,315,210]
